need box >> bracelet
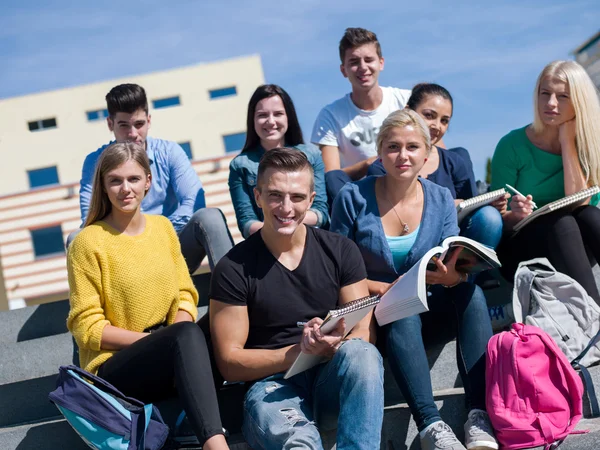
[442,272,466,288]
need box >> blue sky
[1,0,598,180]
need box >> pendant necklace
[383,182,418,235]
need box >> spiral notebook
[456,188,507,222]
[284,295,380,379]
[513,186,600,233]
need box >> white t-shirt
[311,86,411,168]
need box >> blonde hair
[532,60,600,186]
[377,109,432,155]
[85,142,151,227]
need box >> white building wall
[0,55,264,196]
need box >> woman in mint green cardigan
[491,60,600,303]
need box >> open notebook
[513,186,600,233]
[374,236,500,327]
[456,188,507,222]
[284,295,380,379]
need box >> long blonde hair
[532,60,600,186]
[377,109,432,156]
[85,142,151,227]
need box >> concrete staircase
[2,272,600,449]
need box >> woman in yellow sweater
[67,142,229,450]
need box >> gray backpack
[513,258,600,368]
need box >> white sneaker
[463,409,498,450]
[420,421,466,450]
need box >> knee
[190,207,226,226]
[171,321,205,346]
[476,206,503,229]
[336,339,383,380]
[547,213,579,236]
[452,283,487,310]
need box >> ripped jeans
[242,339,384,450]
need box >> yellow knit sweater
[67,214,198,374]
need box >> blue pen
[297,321,308,328]
[506,184,537,209]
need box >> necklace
[381,180,419,235]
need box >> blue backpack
[49,365,169,450]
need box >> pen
[297,321,308,328]
[505,184,537,209]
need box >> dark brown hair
[105,84,149,118]
[339,27,382,63]
[256,147,314,192]
[243,84,304,151]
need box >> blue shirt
[330,176,459,283]
[386,225,420,271]
[228,144,330,238]
[79,137,205,232]
[367,147,477,199]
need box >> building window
[209,86,237,99]
[28,117,57,132]
[223,132,246,153]
[152,96,181,109]
[87,109,109,121]
[28,166,59,189]
[31,225,65,258]
[179,142,193,159]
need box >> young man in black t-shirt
[210,148,384,450]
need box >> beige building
[0,55,264,310]
[0,54,264,196]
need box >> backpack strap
[513,258,555,323]
[135,404,153,450]
[572,329,600,418]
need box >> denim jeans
[242,339,384,450]
[384,282,492,431]
[459,205,503,250]
[177,207,234,272]
[325,170,353,210]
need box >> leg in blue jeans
[242,339,384,450]
[459,205,503,249]
[177,207,234,272]
[313,339,384,450]
[325,170,353,210]
[385,283,493,431]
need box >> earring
[424,158,428,162]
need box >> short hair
[85,142,151,227]
[406,83,454,113]
[532,60,600,186]
[105,84,149,118]
[243,84,304,152]
[376,109,432,156]
[256,148,314,192]
[339,27,382,63]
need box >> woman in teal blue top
[330,109,497,450]
[491,61,600,304]
[229,84,329,238]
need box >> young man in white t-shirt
[311,27,411,204]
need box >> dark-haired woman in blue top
[229,84,329,238]
[331,109,497,450]
[369,83,505,249]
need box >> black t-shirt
[209,226,367,350]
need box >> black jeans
[497,205,600,304]
[97,322,224,445]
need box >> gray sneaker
[420,421,466,450]
[463,409,498,450]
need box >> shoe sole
[466,442,499,450]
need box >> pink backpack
[486,323,584,449]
